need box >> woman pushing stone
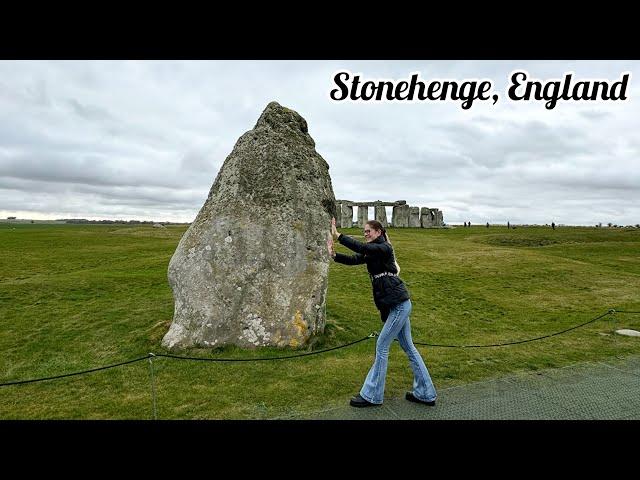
[327,217,437,407]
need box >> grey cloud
[0,178,206,216]
[71,183,206,206]
[579,110,612,121]
[23,78,52,107]
[180,149,218,173]
[0,60,638,225]
[438,119,596,169]
[0,76,51,108]
[0,151,202,190]
[67,98,115,122]
[526,174,639,193]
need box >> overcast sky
[1,60,638,225]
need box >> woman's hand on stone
[327,236,335,258]
[331,217,339,240]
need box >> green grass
[1,223,639,419]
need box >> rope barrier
[154,333,375,362]
[0,355,151,387]
[0,335,376,387]
[1,308,637,387]
[414,309,615,348]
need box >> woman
[327,217,437,407]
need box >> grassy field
[1,223,639,419]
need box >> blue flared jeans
[360,299,437,404]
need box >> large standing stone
[392,204,409,227]
[420,207,435,227]
[408,207,420,227]
[435,209,444,226]
[341,203,353,228]
[357,206,368,228]
[334,202,343,227]
[375,205,388,227]
[162,102,337,350]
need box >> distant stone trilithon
[162,102,337,350]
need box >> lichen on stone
[162,101,336,351]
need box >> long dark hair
[365,220,401,274]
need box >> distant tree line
[59,219,186,225]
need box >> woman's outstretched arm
[331,217,389,257]
[328,235,364,265]
[338,233,389,256]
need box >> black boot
[405,391,436,406]
[350,394,378,407]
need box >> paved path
[289,355,640,420]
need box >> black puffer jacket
[333,234,410,322]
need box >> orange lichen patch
[289,310,309,347]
